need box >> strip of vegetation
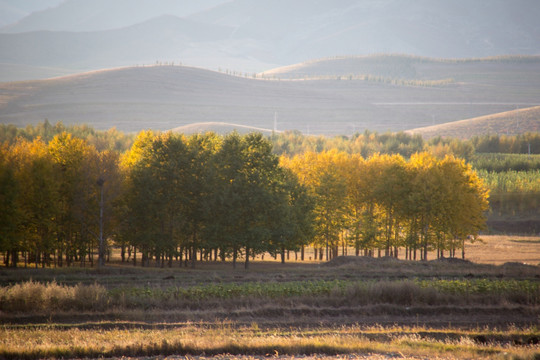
[1,324,538,360]
[260,73,455,87]
[471,154,540,172]
[1,279,538,313]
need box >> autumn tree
[10,138,59,267]
[282,150,349,260]
[48,133,100,266]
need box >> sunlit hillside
[407,106,540,139]
[170,122,278,135]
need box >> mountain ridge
[1,0,539,81]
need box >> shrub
[0,280,107,312]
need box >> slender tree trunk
[281,247,285,264]
[245,246,250,269]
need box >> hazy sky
[1,0,539,80]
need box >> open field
[466,235,540,265]
[1,235,539,359]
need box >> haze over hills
[1,1,539,137]
[1,56,539,135]
[0,0,64,28]
[0,0,227,33]
[1,0,540,81]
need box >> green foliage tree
[0,145,20,267]
[48,132,100,266]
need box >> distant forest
[1,120,539,157]
[0,121,538,268]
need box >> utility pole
[97,177,105,268]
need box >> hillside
[1,59,539,135]
[170,122,278,135]
[1,0,539,81]
[406,106,540,140]
[260,55,540,81]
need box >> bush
[0,280,107,312]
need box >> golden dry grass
[462,235,540,265]
[1,324,538,360]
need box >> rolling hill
[1,0,539,81]
[406,106,540,140]
[1,56,539,136]
[170,122,279,135]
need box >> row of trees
[2,121,537,158]
[282,151,489,260]
[0,132,313,269]
[1,130,490,268]
[121,131,313,269]
[0,133,122,268]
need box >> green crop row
[110,278,540,302]
[110,279,348,301]
[415,278,539,295]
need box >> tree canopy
[0,125,496,267]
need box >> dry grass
[0,281,108,312]
[465,235,540,265]
[1,324,538,360]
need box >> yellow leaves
[281,149,351,190]
[48,132,96,167]
[284,150,489,250]
[120,130,157,169]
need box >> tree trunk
[245,246,250,269]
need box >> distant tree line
[0,120,135,153]
[1,121,538,158]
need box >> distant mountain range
[0,0,64,28]
[1,0,539,81]
[1,56,539,136]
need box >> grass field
[0,235,539,359]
